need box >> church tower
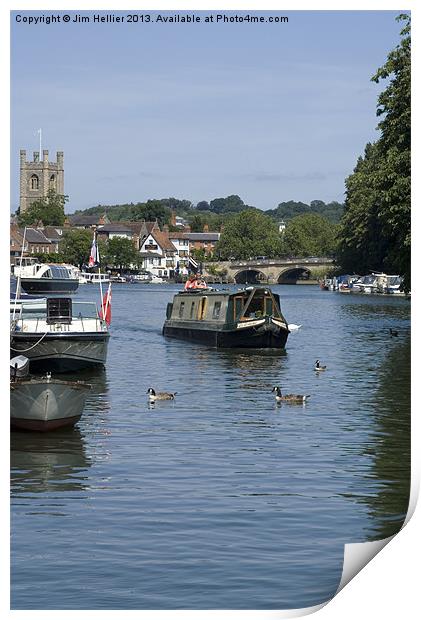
[19,149,64,213]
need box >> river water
[10,284,411,610]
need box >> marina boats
[81,272,110,285]
[13,257,79,294]
[10,296,110,372]
[163,286,289,348]
[10,355,91,431]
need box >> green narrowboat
[163,286,289,348]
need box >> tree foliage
[60,229,94,268]
[105,237,138,273]
[337,14,411,289]
[18,190,67,227]
[266,200,344,224]
[216,210,282,260]
[281,213,339,257]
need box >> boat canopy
[46,265,74,279]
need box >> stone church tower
[19,149,64,213]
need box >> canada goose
[389,328,398,337]
[314,359,327,371]
[147,388,177,402]
[272,386,310,403]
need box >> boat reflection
[11,427,90,496]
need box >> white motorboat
[10,296,110,372]
[13,257,79,294]
[10,356,91,432]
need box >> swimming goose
[272,386,310,403]
[147,388,177,402]
[314,359,327,371]
[389,328,398,337]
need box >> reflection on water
[364,336,411,539]
[11,428,90,496]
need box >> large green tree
[60,229,94,268]
[337,14,410,289]
[281,213,339,257]
[105,237,138,273]
[18,190,67,227]
[216,209,282,260]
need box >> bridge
[205,257,334,285]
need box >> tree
[60,229,94,269]
[371,13,411,289]
[106,237,137,274]
[337,14,410,289]
[18,190,68,226]
[282,213,339,257]
[216,209,283,260]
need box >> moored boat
[10,296,110,372]
[13,258,79,294]
[163,286,289,348]
[10,355,91,431]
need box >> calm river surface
[10,284,411,610]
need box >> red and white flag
[100,284,112,326]
[88,233,99,267]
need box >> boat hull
[20,278,79,295]
[10,379,91,431]
[163,317,289,349]
[10,333,110,372]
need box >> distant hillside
[71,197,344,226]
[266,200,344,224]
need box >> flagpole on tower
[37,128,42,156]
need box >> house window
[179,302,185,318]
[30,174,39,190]
[49,174,56,190]
[212,301,222,319]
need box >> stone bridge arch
[277,267,312,284]
[233,269,268,284]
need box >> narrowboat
[163,286,289,348]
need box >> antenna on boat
[12,226,27,320]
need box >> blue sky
[10,9,404,213]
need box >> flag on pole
[99,283,112,326]
[88,232,99,267]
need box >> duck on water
[163,286,289,349]
[272,387,310,404]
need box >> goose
[272,386,310,403]
[147,387,177,402]
[389,328,398,337]
[314,359,327,372]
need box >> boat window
[72,301,98,318]
[41,269,51,278]
[190,301,196,319]
[234,297,244,321]
[212,301,222,319]
[243,291,266,318]
[179,301,185,318]
[198,297,207,320]
[264,297,273,316]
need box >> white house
[139,229,177,279]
